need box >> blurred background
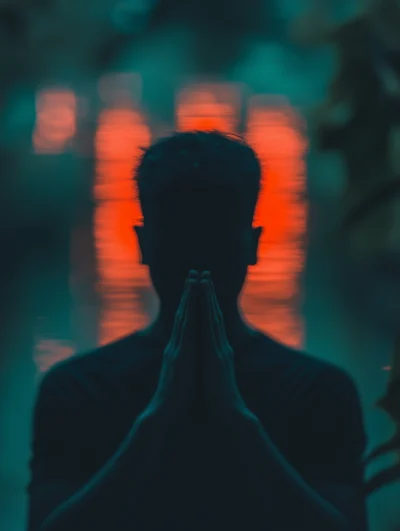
[0,0,399,530]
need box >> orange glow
[94,106,152,345]
[35,81,308,370]
[33,88,77,153]
[92,86,307,349]
[244,98,307,348]
[176,84,241,132]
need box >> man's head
[134,130,262,312]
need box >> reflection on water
[33,79,307,371]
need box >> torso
[44,330,342,530]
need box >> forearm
[40,411,171,531]
[225,409,351,531]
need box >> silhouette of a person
[28,131,368,531]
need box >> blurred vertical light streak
[32,87,78,372]
[94,73,152,346]
[244,97,307,348]
[32,88,77,154]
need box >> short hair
[134,130,262,229]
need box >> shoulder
[285,343,363,411]
[269,342,368,462]
[256,333,359,398]
[286,348,367,455]
[255,334,364,429]
[35,332,159,414]
[286,342,363,415]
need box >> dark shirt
[28,330,367,530]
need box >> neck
[142,298,256,350]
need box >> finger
[201,272,220,319]
[365,463,400,495]
[208,277,229,346]
[200,276,218,349]
[201,272,226,347]
[200,271,211,281]
[171,271,198,346]
[188,270,199,281]
[178,271,199,329]
[180,277,199,349]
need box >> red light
[176,83,241,132]
[244,97,308,348]
[94,106,152,345]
